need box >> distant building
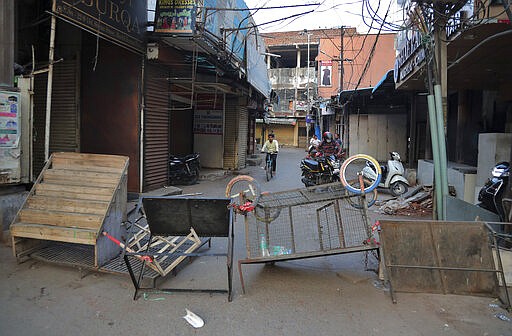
[258,28,396,148]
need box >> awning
[372,69,394,94]
[337,87,373,104]
[447,24,512,94]
[396,22,512,92]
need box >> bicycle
[263,151,277,181]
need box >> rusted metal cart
[379,219,511,310]
[123,196,235,301]
[237,182,378,293]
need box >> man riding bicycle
[261,133,279,175]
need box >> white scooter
[362,152,409,196]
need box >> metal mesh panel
[245,183,372,259]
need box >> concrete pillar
[0,0,15,87]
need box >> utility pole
[307,31,310,107]
[300,29,312,149]
[338,26,345,92]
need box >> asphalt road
[0,147,510,336]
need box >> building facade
[393,0,512,204]
[0,0,270,195]
[258,28,396,148]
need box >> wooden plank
[367,115,379,160]
[36,183,114,196]
[42,176,119,188]
[11,223,97,245]
[52,152,129,164]
[33,189,112,201]
[26,196,109,215]
[43,169,120,186]
[376,114,388,162]
[51,160,125,173]
[19,209,104,230]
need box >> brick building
[257,28,396,148]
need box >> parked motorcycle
[300,152,340,187]
[168,153,200,185]
[362,151,409,196]
[478,161,510,221]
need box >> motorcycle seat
[303,159,320,170]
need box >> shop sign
[54,0,146,53]
[394,29,425,83]
[154,0,196,35]
[193,110,223,135]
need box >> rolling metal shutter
[223,96,248,170]
[143,64,170,191]
[50,59,80,153]
[238,105,248,168]
[32,58,79,180]
[33,72,48,179]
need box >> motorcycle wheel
[390,181,408,196]
[186,167,200,185]
[302,177,315,187]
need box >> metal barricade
[238,182,377,293]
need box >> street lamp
[299,29,312,106]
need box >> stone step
[246,156,263,166]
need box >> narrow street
[0,147,510,336]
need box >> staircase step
[246,157,263,166]
[26,195,109,215]
[43,169,120,187]
[19,209,104,230]
[34,189,113,201]
[35,183,115,200]
[51,152,128,173]
[10,222,97,245]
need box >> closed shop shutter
[143,64,169,191]
[238,105,248,169]
[32,58,79,180]
[50,58,80,153]
[223,97,248,170]
[247,114,255,154]
[33,72,48,180]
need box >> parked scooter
[478,161,510,221]
[362,151,409,196]
[300,151,340,187]
[168,153,200,185]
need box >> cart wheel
[253,204,282,223]
[340,154,381,195]
[225,175,261,208]
[345,178,378,209]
